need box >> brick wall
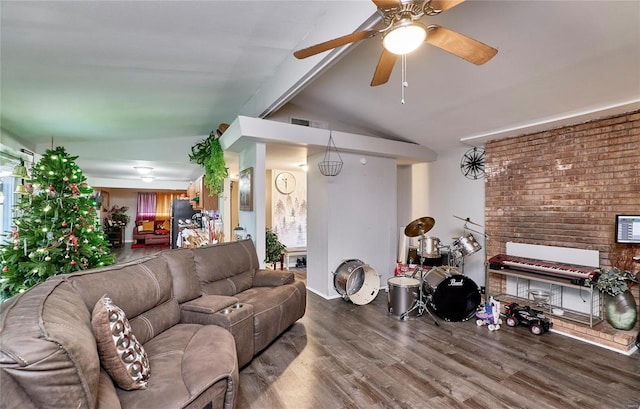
[485,109,640,351]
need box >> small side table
[106,226,124,248]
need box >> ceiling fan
[293,0,497,86]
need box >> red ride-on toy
[503,302,552,335]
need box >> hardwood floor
[110,247,640,409]
[111,243,168,263]
[237,285,640,409]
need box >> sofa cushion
[192,239,259,296]
[92,295,150,390]
[116,324,238,409]
[62,256,180,345]
[234,281,307,354]
[161,248,201,303]
[252,270,294,287]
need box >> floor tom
[387,276,421,318]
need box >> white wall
[103,188,138,243]
[307,151,397,298]
[406,146,487,288]
[238,142,267,266]
[270,169,307,248]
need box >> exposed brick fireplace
[484,110,640,352]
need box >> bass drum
[424,267,481,322]
[333,259,380,305]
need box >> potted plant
[107,205,130,228]
[587,267,637,330]
[189,126,228,195]
[265,228,286,268]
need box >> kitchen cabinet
[188,175,218,211]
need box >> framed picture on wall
[239,167,253,211]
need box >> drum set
[388,216,483,323]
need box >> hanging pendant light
[318,131,343,177]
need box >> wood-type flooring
[237,286,640,409]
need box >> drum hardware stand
[401,241,440,327]
[455,215,490,299]
[401,216,439,325]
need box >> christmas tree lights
[0,146,115,299]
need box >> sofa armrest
[180,295,239,317]
[179,294,255,368]
[252,270,294,287]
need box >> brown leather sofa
[0,239,306,409]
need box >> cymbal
[404,217,435,237]
[453,215,483,227]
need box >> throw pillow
[92,295,150,390]
[142,221,154,231]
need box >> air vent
[290,117,328,129]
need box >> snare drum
[387,276,420,318]
[422,266,481,322]
[418,236,441,258]
[451,233,482,257]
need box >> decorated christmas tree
[0,146,115,299]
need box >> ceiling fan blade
[371,0,401,9]
[294,30,378,59]
[371,49,397,86]
[429,0,466,13]
[426,26,497,65]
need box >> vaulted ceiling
[1,1,639,189]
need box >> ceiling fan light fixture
[383,21,427,55]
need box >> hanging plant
[189,127,228,195]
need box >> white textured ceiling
[1,1,639,189]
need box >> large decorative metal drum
[423,266,481,322]
[333,259,380,305]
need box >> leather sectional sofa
[0,239,306,409]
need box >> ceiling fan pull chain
[401,54,408,104]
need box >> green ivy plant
[189,130,228,195]
[265,228,286,266]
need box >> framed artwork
[100,190,110,212]
[239,167,253,211]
